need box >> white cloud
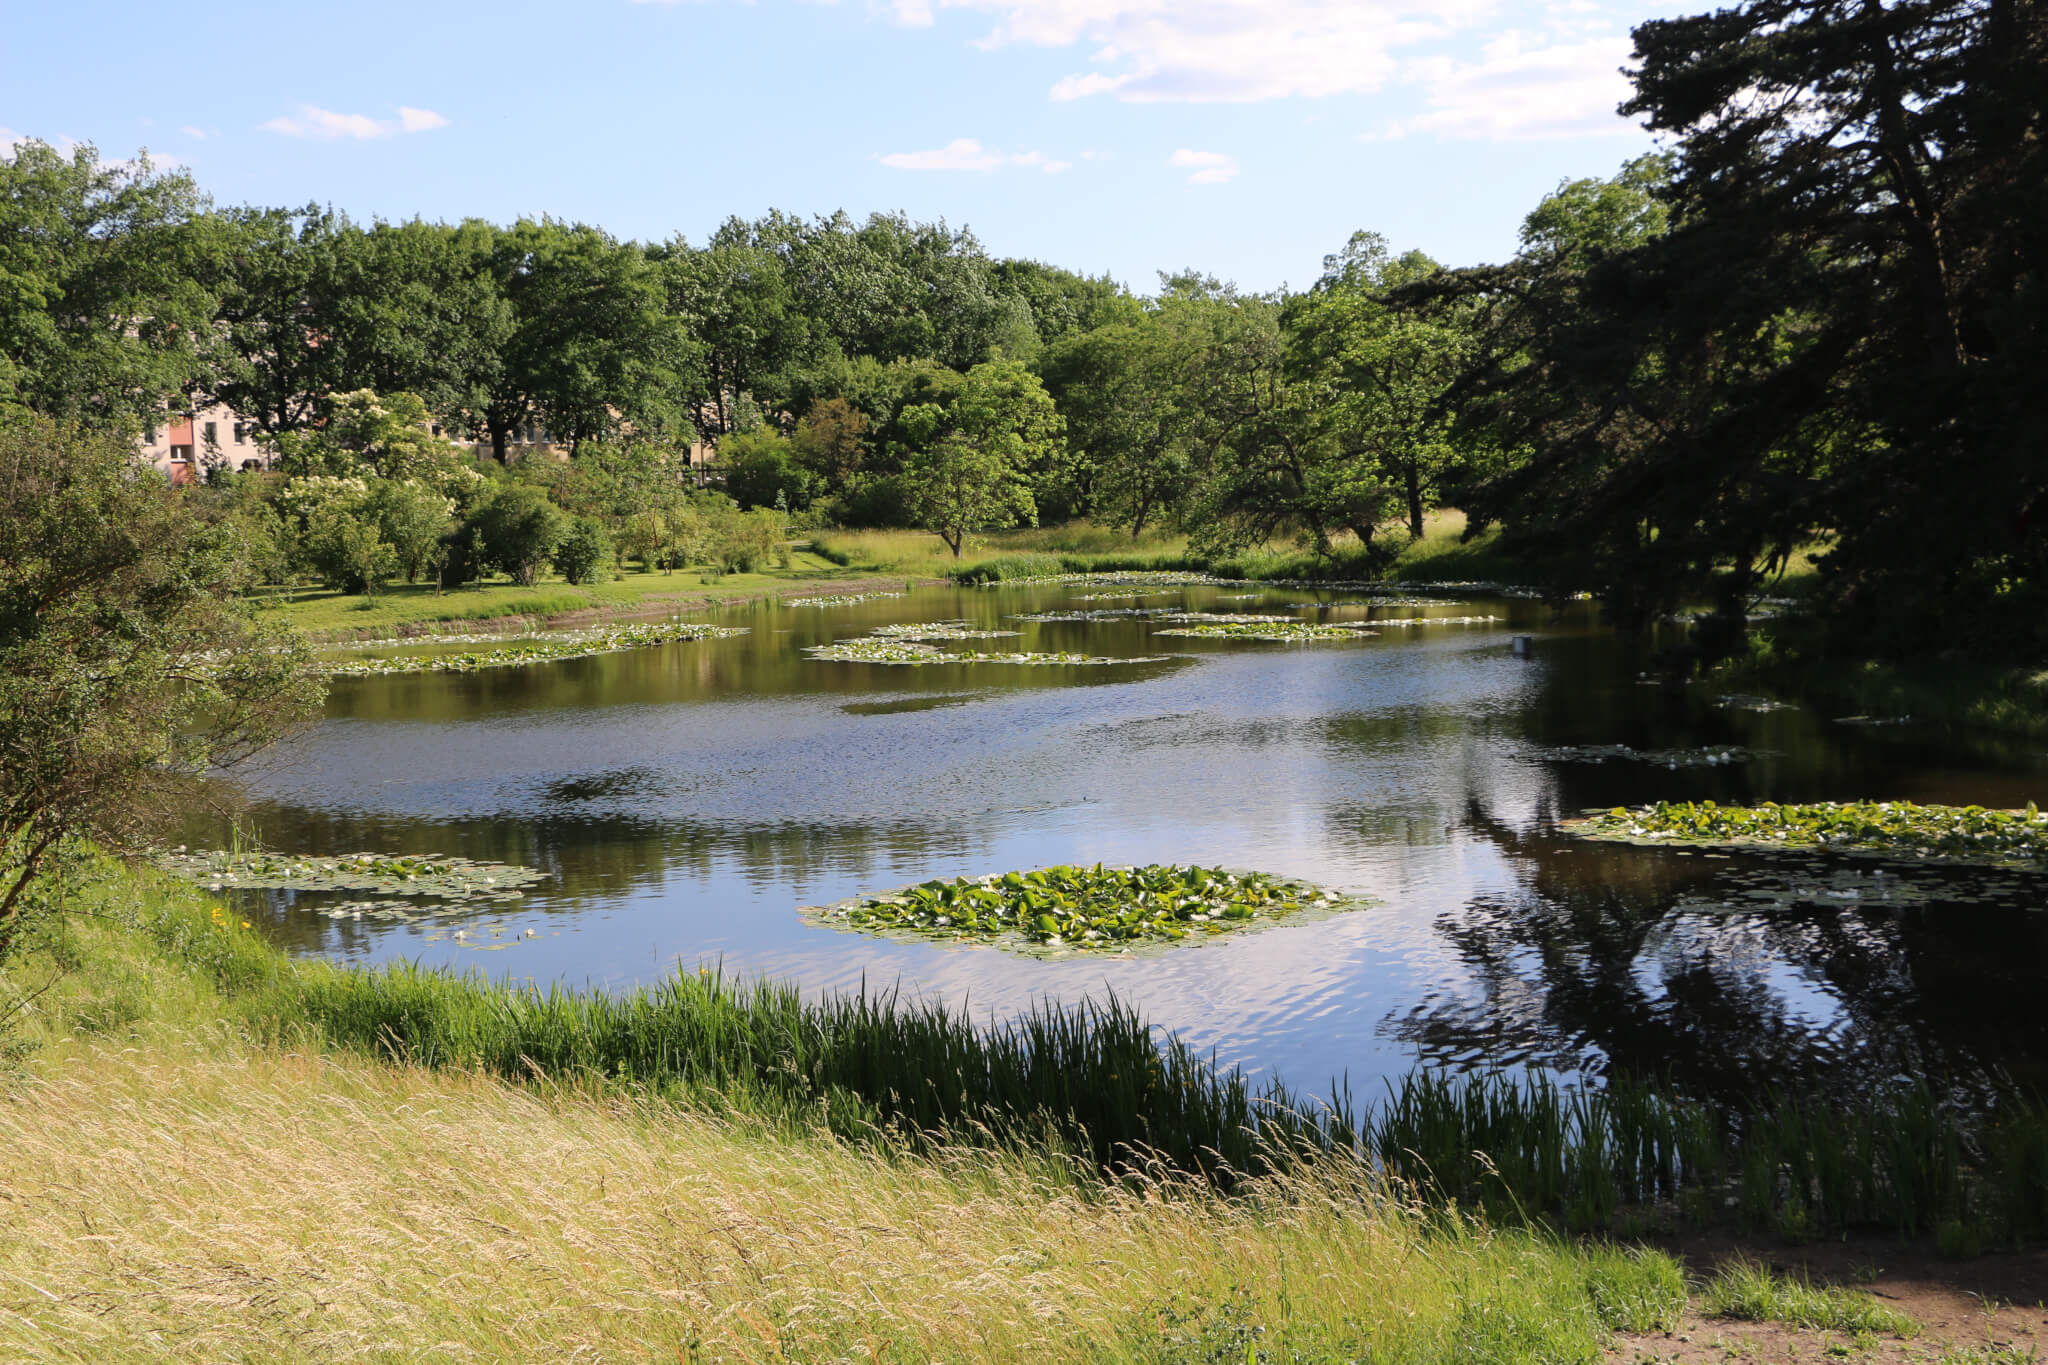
[879,0,1496,104]
[1011,150,1073,173]
[1169,148,1238,184]
[180,126,209,141]
[1377,33,1640,140]
[844,0,1663,143]
[878,137,1070,172]
[260,105,451,140]
[3,128,81,157]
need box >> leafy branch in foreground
[0,417,323,958]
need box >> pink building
[140,401,272,484]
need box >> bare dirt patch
[1614,1235,2048,1363]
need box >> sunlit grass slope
[0,870,1684,1364]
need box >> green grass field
[257,547,892,637]
[257,513,1534,639]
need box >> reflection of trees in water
[207,802,997,957]
[1387,797,2048,1100]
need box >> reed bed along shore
[6,861,2037,1361]
[12,860,2048,1253]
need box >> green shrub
[465,484,565,587]
[718,429,814,512]
[553,516,613,585]
[832,474,912,528]
[368,479,455,583]
[301,501,398,595]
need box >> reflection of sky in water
[210,585,2048,1100]
[1632,914,1850,1038]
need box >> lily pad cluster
[804,862,1369,952]
[1156,612,1298,625]
[1529,744,1770,768]
[1715,694,1798,713]
[1009,608,1163,622]
[783,591,906,608]
[1070,590,1185,601]
[981,570,1234,589]
[319,627,556,652]
[326,622,747,677]
[806,638,1162,666]
[869,621,1023,641]
[1567,799,2048,867]
[1154,621,1380,642]
[1355,615,1504,628]
[156,849,548,908]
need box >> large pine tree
[1460,0,2047,651]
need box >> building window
[233,423,245,444]
[170,444,193,463]
[203,421,218,447]
[145,424,157,445]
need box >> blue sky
[5,0,1685,293]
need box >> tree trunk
[1407,466,1425,540]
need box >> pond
[197,581,2048,1103]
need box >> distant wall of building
[139,401,273,484]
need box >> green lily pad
[801,862,1372,956]
[1563,799,2048,868]
[806,638,1166,666]
[325,622,747,677]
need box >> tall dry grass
[0,1035,1672,1363]
[0,875,1683,1363]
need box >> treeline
[0,136,1511,584]
[2,0,2040,654]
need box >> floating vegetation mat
[806,638,1164,666]
[982,570,1234,589]
[1157,612,1298,625]
[156,850,548,923]
[1153,621,1379,642]
[802,862,1370,954]
[1070,590,1186,601]
[1529,744,1771,768]
[1356,614,1503,628]
[870,620,1022,641]
[1565,800,2048,868]
[1010,607,1162,622]
[783,591,906,608]
[325,623,747,677]
[1715,693,1798,713]
[1664,861,2048,915]
[317,628,559,651]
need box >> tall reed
[133,890,2048,1243]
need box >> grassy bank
[253,546,898,639]
[11,860,2048,1245]
[0,862,1722,1363]
[924,512,1528,586]
[257,513,1530,642]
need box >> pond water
[199,582,2048,1103]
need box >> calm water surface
[201,583,2048,1101]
